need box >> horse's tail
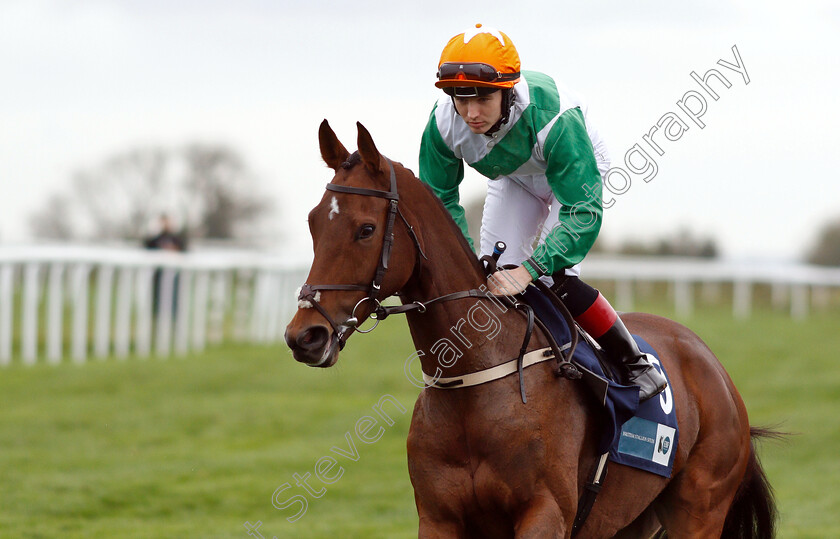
[720,426,781,538]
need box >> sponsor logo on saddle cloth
[616,417,677,467]
[609,346,679,476]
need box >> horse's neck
[398,176,486,301]
[400,187,529,376]
[407,243,484,305]
[400,181,485,306]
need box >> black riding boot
[551,274,667,402]
[595,316,668,401]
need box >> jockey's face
[453,91,503,134]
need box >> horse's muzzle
[284,324,338,367]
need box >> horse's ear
[319,119,350,171]
[356,122,384,175]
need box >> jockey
[419,24,667,401]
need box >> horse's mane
[341,153,485,277]
[409,171,486,277]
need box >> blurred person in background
[143,213,187,315]
[143,213,187,253]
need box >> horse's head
[284,120,421,367]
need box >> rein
[298,158,580,402]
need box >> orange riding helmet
[436,24,521,91]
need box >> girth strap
[422,346,569,389]
[572,452,610,537]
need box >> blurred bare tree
[182,144,271,239]
[29,144,272,242]
[74,147,170,240]
[28,193,76,240]
[615,228,718,258]
[806,218,840,266]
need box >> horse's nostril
[296,326,329,352]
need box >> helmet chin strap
[486,88,516,135]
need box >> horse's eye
[356,224,376,240]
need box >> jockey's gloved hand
[487,265,533,296]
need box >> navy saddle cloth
[519,286,678,477]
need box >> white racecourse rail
[1,246,839,367]
[0,244,307,367]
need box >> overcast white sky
[2,0,838,262]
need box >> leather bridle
[297,158,426,351]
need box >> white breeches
[479,148,611,280]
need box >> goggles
[436,62,520,85]
[441,86,500,98]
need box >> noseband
[297,158,426,350]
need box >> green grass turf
[0,303,838,538]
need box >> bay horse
[284,120,777,538]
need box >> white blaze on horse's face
[328,196,340,221]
